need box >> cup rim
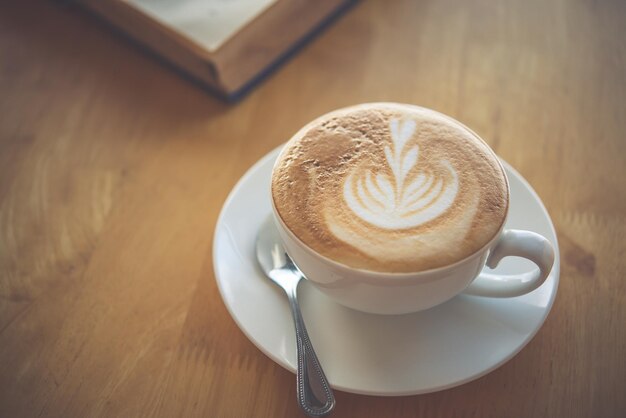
[270,102,511,280]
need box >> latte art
[271,103,509,273]
[343,119,459,230]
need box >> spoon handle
[287,285,335,417]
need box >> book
[73,0,357,100]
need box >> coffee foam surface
[271,103,509,273]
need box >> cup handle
[463,229,555,297]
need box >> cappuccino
[271,103,509,273]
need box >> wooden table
[1,0,624,417]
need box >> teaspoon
[256,217,335,417]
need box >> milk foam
[342,118,459,230]
[271,103,509,273]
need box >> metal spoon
[256,217,335,417]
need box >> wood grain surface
[1,0,625,417]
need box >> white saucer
[213,146,560,396]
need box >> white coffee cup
[270,106,555,315]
